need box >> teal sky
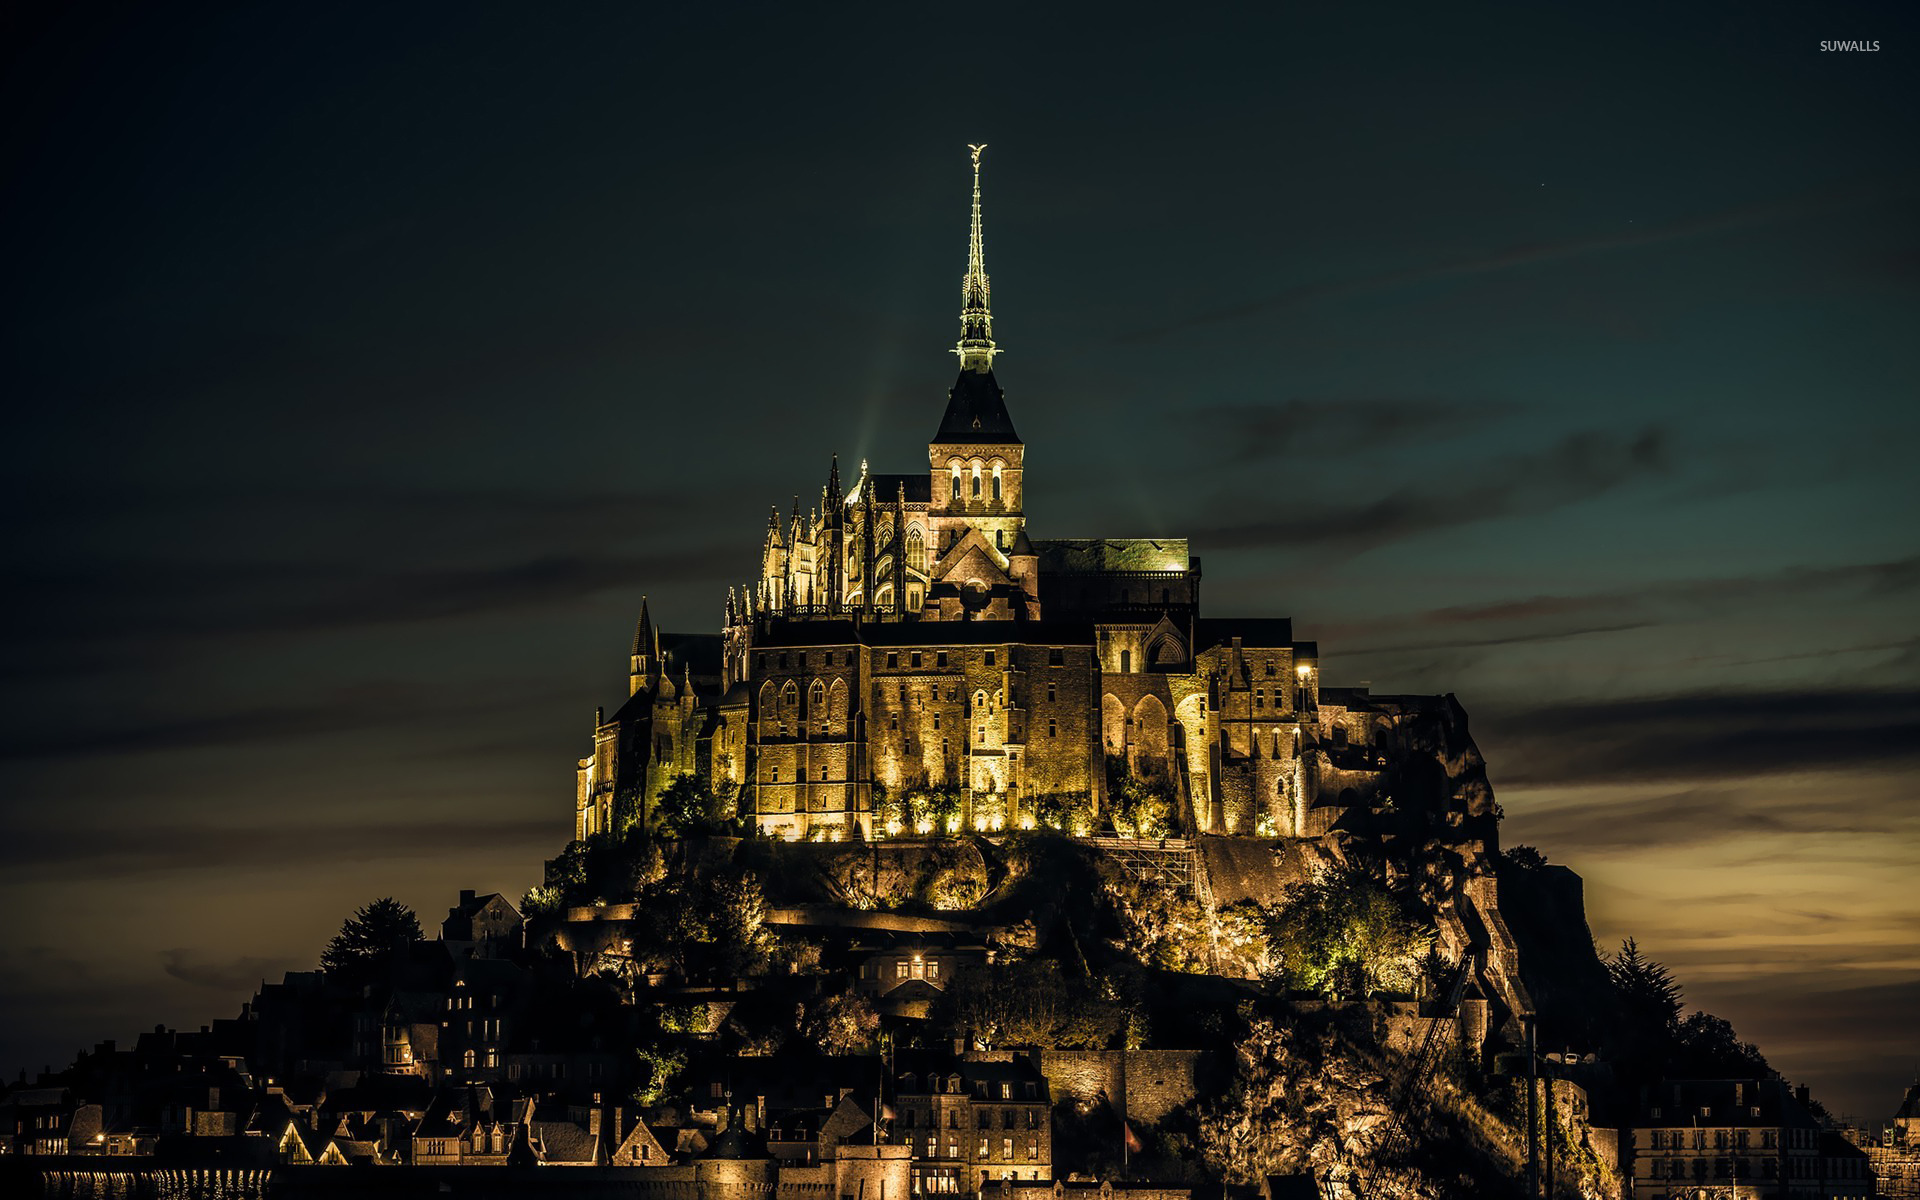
[2,1,1916,1118]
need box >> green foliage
[520,884,564,920]
[1605,937,1682,1035]
[658,1002,713,1035]
[1106,763,1178,839]
[320,897,423,988]
[802,992,881,1055]
[934,959,1128,1050]
[1671,1012,1771,1078]
[1263,868,1432,999]
[1501,844,1549,871]
[655,773,741,838]
[925,784,963,834]
[1602,939,1774,1083]
[1031,791,1094,835]
[1102,865,1213,973]
[632,1044,687,1106]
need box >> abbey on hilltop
[578,147,1425,843]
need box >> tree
[1606,938,1682,1028]
[1264,868,1431,999]
[938,960,1123,1050]
[1106,764,1178,839]
[655,773,739,837]
[803,992,881,1055]
[1604,937,1684,1074]
[320,898,423,988]
[1502,844,1549,871]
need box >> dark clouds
[0,818,558,882]
[1184,397,1517,462]
[1497,780,1905,853]
[1187,426,1667,553]
[159,949,299,994]
[1485,685,1920,786]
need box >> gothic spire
[630,596,655,658]
[954,143,997,371]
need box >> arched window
[809,679,826,716]
[782,680,799,715]
[463,1049,476,1069]
[950,467,962,500]
[991,463,1003,501]
[906,526,925,574]
[971,463,982,498]
[1120,650,1131,673]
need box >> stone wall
[1035,1050,1213,1124]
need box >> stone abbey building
[577,149,1415,844]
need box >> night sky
[4,3,1915,1121]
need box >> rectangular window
[888,652,900,669]
[897,960,910,979]
[1026,1137,1037,1161]
[978,1137,989,1159]
[927,959,939,980]
[1048,719,1057,737]
[1002,1137,1012,1160]
[1048,648,1063,666]
[937,651,948,668]
[912,652,923,668]
[1046,683,1056,702]
[985,651,996,666]
[933,713,941,729]
[1255,688,1264,709]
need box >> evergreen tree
[320,897,423,987]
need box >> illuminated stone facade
[577,149,1412,844]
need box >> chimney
[460,889,476,906]
[1796,1085,1811,1108]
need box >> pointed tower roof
[937,144,1020,444]
[630,597,657,657]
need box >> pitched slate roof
[934,368,1020,444]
